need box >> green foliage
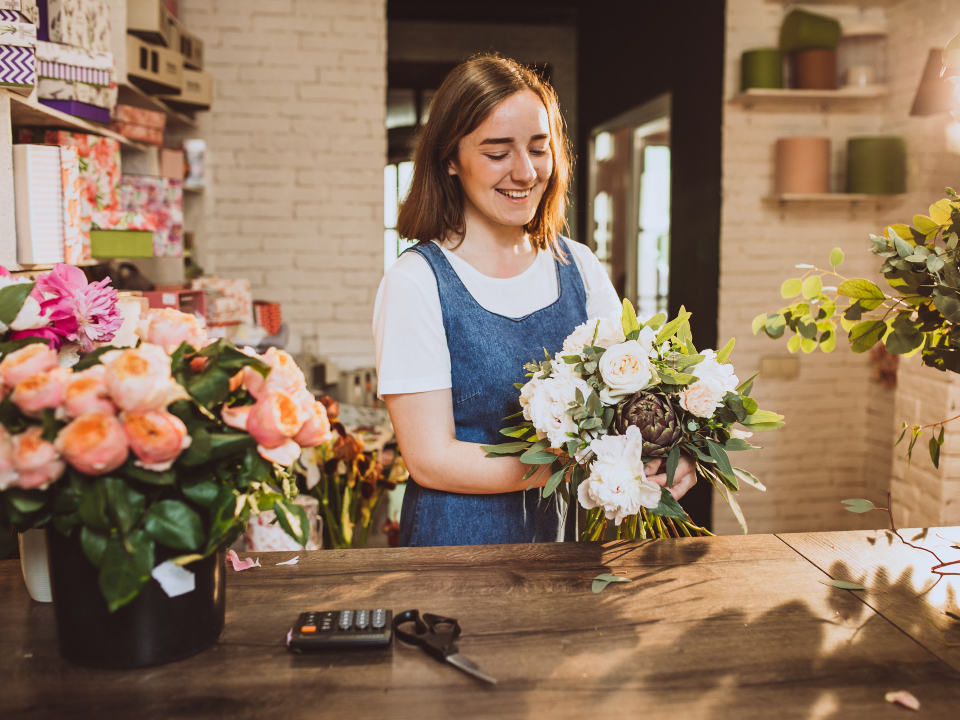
[841,498,878,514]
[0,283,35,325]
[591,573,632,593]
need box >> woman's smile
[496,187,534,201]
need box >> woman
[373,56,697,547]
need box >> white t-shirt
[373,239,621,397]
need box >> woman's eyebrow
[479,133,549,146]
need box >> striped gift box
[13,144,66,265]
[37,59,109,85]
[0,44,35,90]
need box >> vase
[19,529,52,603]
[45,528,226,669]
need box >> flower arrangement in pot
[0,265,332,669]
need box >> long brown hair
[396,55,572,252]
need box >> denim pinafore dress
[399,237,588,547]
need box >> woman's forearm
[411,438,551,494]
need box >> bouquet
[0,268,333,611]
[483,301,784,540]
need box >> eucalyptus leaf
[829,248,844,268]
[819,579,866,591]
[733,467,766,491]
[592,573,632,593]
[841,498,877,513]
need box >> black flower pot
[46,528,226,669]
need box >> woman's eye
[485,153,508,161]
[530,149,548,157]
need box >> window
[384,162,414,271]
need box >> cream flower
[10,426,65,490]
[562,317,626,356]
[578,426,661,525]
[679,350,739,419]
[100,344,188,413]
[523,373,594,449]
[137,308,208,354]
[122,410,192,472]
[242,348,307,400]
[598,340,658,405]
[0,344,59,387]
[11,368,70,418]
[56,413,129,476]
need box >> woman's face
[449,90,553,232]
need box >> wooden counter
[2,529,960,719]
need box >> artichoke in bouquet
[614,392,682,456]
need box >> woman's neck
[442,200,538,279]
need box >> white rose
[562,317,626,356]
[679,350,739,419]
[598,340,658,405]
[578,426,661,524]
[729,428,753,440]
[525,373,594,449]
[636,325,657,357]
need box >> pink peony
[100,344,188,413]
[56,412,129,476]
[11,368,70,418]
[294,399,332,448]
[246,390,305,448]
[9,327,67,351]
[221,404,251,431]
[0,344,59,386]
[0,427,18,491]
[138,308,208,355]
[122,410,192,472]
[11,426,66,490]
[242,348,307,400]
[35,264,123,352]
[63,365,116,418]
[257,439,303,467]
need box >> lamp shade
[846,137,906,195]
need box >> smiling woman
[372,56,698,548]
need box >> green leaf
[715,338,735,364]
[930,430,943,469]
[765,313,786,339]
[186,366,231,409]
[837,279,885,302]
[934,291,960,323]
[81,526,109,568]
[829,248,844,268]
[706,439,735,485]
[4,488,46,514]
[500,425,533,438]
[179,430,255,467]
[780,278,802,298]
[78,478,110,531]
[741,410,785,427]
[642,312,666,331]
[666,445,680,489]
[519,452,559,465]
[121,461,176,486]
[752,314,767,335]
[236,446,273,488]
[913,214,939,235]
[736,371,759,397]
[205,485,239,554]
[541,465,567,498]
[820,330,837,353]
[0,282,35,325]
[885,325,924,355]
[841,498,878,513]
[849,320,886,354]
[180,475,220,508]
[802,276,822,300]
[273,499,310,547]
[144,500,205,551]
[928,255,946,273]
[103,477,145,535]
[733,467,766,491]
[819,579,866,591]
[72,346,113,372]
[480,441,532,455]
[656,312,692,346]
[894,234,915,258]
[654,487,689,521]
[621,298,640,335]
[99,530,155,613]
[592,573,632,593]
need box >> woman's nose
[511,152,537,184]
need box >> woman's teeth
[497,189,531,199]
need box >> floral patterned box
[36,39,112,86]
[0,15,36,46]
[89,210,156,258]
[59,144,88,264]
[44,0,111,53]
[38,77,116,109]
[120,175,183,257]
[191,277,253,326]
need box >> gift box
[0,14,36,46]
[38,77,116,109]
[160,147,183,181]
[0,13,36,95]
[253,300,282,336]
[40,97,111,122]
[128,0,175,48]
[120,174,182,257]
[110,119,161,144]
[191,277,252,326]
[44,130,121,210]
[126,32,181,95]
[143,288,205,317]
[111,104,165,144]
[42,0,110,52]
[35,39,111,85]
[161,0,176,18]
[89,210,156,258]
[12,144,65,264]
[17,0,38,25]
[174,18,201,70]
[59,144,87,263]
[158,67,209,109]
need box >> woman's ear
[447,161,458,177]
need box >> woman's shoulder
[558,236,599,265]
[383,246,437,287]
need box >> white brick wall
[179,0,386,368]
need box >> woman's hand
[643,454,697,500]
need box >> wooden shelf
[764,193,905,204]
[3,90,149,150]
[118,83,199,130]
[730,86,887,109]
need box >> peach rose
[100,344,188,413]
[11,368,70,418]
[229,370,244,393]
[122,410,192,472]
[257,439,302,467]
[0,426,19,491]
[11,426,65,490]
[56,412,129,476]
[242,348,306,400]
[221,403,251,431]
[294,400,332,448]
[63,365,116,418]
[246,389,305,448]
[137,308,208,355]
[0,344,58,387]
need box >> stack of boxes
[0,3,38,96]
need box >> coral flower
[242,348,307,400]
[221,404,251,431]
[100,344,188,412]
[11,368,71,418]
[246,390,306,448]
[258,439,302,467]
[0,343,59,387]
[63,365,116,418]
[36,264,123,352]
[122,410,192,472]
[138,308,208,355]
[11,426,66,490]
[56,413,129,476]
[294,400,333,448]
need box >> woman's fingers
[644,455,698,500]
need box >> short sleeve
[566,240,623,320]
[373,252,452,397]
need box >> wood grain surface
[778,527,960,674]
[2,533,959,719]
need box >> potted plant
[0,265,332,668]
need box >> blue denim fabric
[399,238,588,547]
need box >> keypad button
[355,610,370,629]
[338,611,354,630]
[372,609,386,629]
[300,625,316,633]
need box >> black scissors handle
[392,609,461,661]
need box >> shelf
[764,193,905,204]
[730,86,887,109]
[2,90,149,151]
[118,83,199,130]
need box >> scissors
[392,610,497,685]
